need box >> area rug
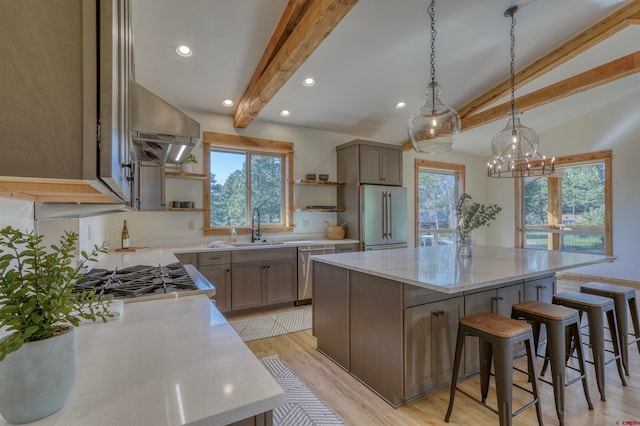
[259,355,344,426]
[229,306,312,342]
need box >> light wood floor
[242,279,640,425]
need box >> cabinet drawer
[198,251,231,266]
[335,243,360,253]
[403,284,457,308]
[231,247,296,263]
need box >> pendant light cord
[429,0,436,115]
[509,8,517,127]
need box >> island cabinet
[404,293,464,398]
[524,274,556,303]
[198,251,231,313]
[463,281,525,375]
[313,263,463,407]
[231,248,296,311]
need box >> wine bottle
[121,220,130,249]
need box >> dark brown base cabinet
[313,262,557,407]
[231,248,296,311]
[176,248,296,313]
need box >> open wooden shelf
[166,207,206,212]
[295,179,344,186]
[165,171,207,180]
[294,208,345,213]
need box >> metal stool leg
[524,336,544,426]
[445,325,465,423]
[587,306,607,401]
[605,308,627,387]
[629,296,640,353]
[570,322,594,411]
[480,338,492,403]
[493,340,514,426]
[546,320,567,426]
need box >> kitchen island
[0,295,283,426]
[311,245,612,407]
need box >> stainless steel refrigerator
[360,185,407,250]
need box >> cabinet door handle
[438,310,445,316]
[267,265,270,269]
[226,269,230,272]
[432,311,439,317]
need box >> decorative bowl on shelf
[318,174,329,182]
[305,173,316,181]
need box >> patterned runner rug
[229,306,312,342]
[259,356,344,426]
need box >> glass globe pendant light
[408,0,460,154]
[488,6,554,178]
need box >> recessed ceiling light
[303,77,316,87]
[176,44,192,57]
[222,99,234,107]
[394,101,406,109]
[280,110,291,117]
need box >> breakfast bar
[311,245,612,407]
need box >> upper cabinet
[0,0,133,204]
[336,140,403,186]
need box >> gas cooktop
[73,262,197,299]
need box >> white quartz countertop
[173,239,360,253]
[311,245,613,294]
[0,295,284,426]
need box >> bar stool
[445,313,543,426]
[551,291,626,400]
[511,301,593,426]
[580,282,640,376]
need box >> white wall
[0,197,34,232]
[487,90,640,281]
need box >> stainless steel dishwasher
[297,245,335,304]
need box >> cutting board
[115,247,149,252]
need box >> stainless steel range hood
[129,81,200,165]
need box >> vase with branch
[455,193,502,257]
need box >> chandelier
[488,6,554,178]
[408,0,460,154]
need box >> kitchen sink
[230,241,285,247]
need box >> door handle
[388,192,393,239]
[381,192,387,238]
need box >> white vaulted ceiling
[130,0,640,156]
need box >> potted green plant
[455,193,502,257]
[0,226,114,424]
[181,153,198,173]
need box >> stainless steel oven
[297,245,335,303]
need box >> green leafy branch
[456,193,502,234]
[0,227,114,362]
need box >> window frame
[514,150,612,255]
[202,131,294,236]
[414,159,466,247]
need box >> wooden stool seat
[512,301,577,320]
[460,313,531,338]
[581,282,640,376]
[512,302,593,426]
[445,312,543,426]
[552,291,626,401]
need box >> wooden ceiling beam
[627,11,640,24]
[233,0,358,128]
[456,0,640,119]
[461,51,640,131]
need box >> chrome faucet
[251,208,262,242]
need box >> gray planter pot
[0,327,76,424]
